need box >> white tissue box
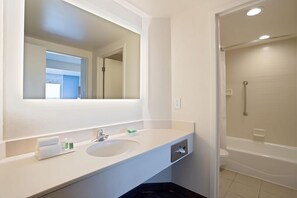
[37,136,60,147]
[35,143,62,160]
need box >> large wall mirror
[24,0,140,99]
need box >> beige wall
[226,38,297,147]
[0,0,4,159]
[0,0,2,135]
[170,0,241,197]
[23,43,46,99]
[146,18,172,120]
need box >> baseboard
[120,182,206,198]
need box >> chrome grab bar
[243,81,248,116]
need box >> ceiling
[124,0,200,18]
[125,0,296,49]
[107,52,123,61]
[219,0,297,49]
[25,0,136,51]
[25,0,296,51]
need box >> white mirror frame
[3,0,149,140]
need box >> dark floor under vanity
[120,182,206,198]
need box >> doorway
[217,0,297,197]
[98,48,125,99]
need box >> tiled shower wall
[226,38,297,147]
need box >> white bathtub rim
[226,136,297,164]
[227,136,297,151]
[226,147,297,164]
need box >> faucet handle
[97,128,105,136]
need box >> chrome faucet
[93,128,109,142]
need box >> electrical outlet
[174,98,181,109]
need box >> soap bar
[127,129,137,134]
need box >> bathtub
[225,136,297,190]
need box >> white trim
[113,0,152,18]
[122,44,127,98]
[140,17,151,119]
[209,9,219,198]
[63,0,142,34]
[0,0,3,142]
[96,56,103,99]
[210,0,262,197]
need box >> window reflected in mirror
[45,51,86,99]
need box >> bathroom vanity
[0,128,193,198]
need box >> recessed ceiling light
[259,35,270,40]
[246,8,262,16]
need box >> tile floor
[220,169,297,198]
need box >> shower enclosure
[223,37,297,189]
[218,0,297,196]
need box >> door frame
[210,0,262,197]
[96,44,127,99]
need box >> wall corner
[0,141,6,160]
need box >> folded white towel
[35,143,62,160]
[37,136,59,147]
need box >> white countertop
[0,129,193,198]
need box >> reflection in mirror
[45,51,86,99]
[23,0,140,99]
[102,49,124,99]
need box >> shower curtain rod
[221,34,295,51]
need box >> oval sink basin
[86,139,140,157]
